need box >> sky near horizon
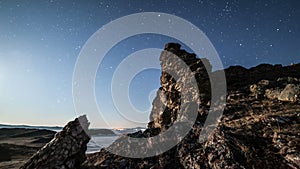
[0,0,299,128]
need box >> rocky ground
[5,43,300,168]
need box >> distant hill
[0,128,56,138]
[0,124,147,136]
[0,124,62,132]
[88,129,116,136]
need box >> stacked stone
[20,115,90,169]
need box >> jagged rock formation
[22,43,300,168]
[83,43,300,168]
[148,43,212,130]
[20,115,90,169]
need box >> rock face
[23,43,300,168]
[20,115,90,169]
[82,43,300,168]
[148,42,212,130]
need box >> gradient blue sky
[0,0,299,128]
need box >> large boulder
[278,84,300,102]
[20,115,90,169]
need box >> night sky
[0,0,299,127]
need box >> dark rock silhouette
[20,115,90,169]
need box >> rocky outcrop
[20,115,90,169]
[82,43,300,168]
[82,43,299,168]
[148,42,212,130]
[23,43,300,168]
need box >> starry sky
[0,0,299,128]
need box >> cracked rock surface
[20,115,90,169]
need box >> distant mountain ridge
[0,124,146,135]
[0,124,63,131]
